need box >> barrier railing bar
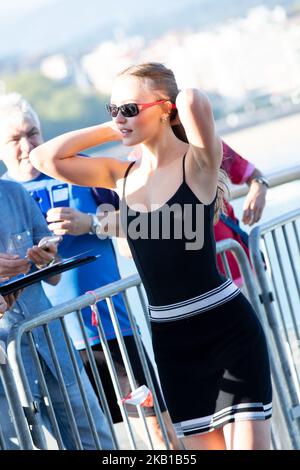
[7,330,47,450]
[293,220,300,252]
[43,324,83,449]
[230,165,300,200]
[272,229,300,340]
[122,289,171,450]
[220,252,232,279]
[92,302,138,449]
[250,225,300,449]
[283,224,300,312]
[0,422,6,450]
[217,238,294,449]
[74,309,119,449]
[262,233,290,341]
[0,344,35,450]
[27,331,64,449]
[60,316,103,450]
[106,296,154,449]
[136,283,152,337]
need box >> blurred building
[40,53,93,92]
[81,36,144,95]
[80,5,300,104]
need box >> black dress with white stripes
[121,155,272,437]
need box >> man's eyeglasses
[106,100,176,118]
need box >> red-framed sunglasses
[106,100,176,118]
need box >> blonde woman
[30,62,272,450]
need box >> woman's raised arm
[176,89,222,171]
[29,122,128,188]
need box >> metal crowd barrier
[2,232,298,449]
[249,208,300,450]
[5,277,170,450]
[217,238,299,450]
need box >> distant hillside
[0,0,296,58]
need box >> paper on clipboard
[0,251,100,296]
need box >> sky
[0,0,197,57]
[0,0,294,58]
[0,0,52,18]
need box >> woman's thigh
[223,419,271,450]
[183,428,226,450]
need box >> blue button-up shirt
[0,180,80,396]
[18,172,133,349]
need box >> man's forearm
[246,168,268,185]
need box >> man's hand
[0,290,23,318]
[0,254,29,317]
[4,290,23,311]
[0,253,30,279]
[46,207,92,236]
[26,238,59,269]
[242,181,267,226]
[26,238,61,285]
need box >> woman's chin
[122,136,140,147]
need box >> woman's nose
[114,111,126,124]
[20,136,34,152]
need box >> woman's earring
[161,115,168,123]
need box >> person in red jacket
[217,142,269,286]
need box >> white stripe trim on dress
[150,279,233,311]
[149,279,240,322]
[174,402,272,437]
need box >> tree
[3,70,109,141]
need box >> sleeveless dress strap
[182,153,187,183]
[122,161,136,198]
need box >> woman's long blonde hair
[118,62,229,222]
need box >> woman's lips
[119,128,133,136]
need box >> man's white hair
[0,93,41,130]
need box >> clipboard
[0,253,100,296]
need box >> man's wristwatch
[88,213,102,236]
[252,176,269,189]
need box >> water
[223,112,300,173]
